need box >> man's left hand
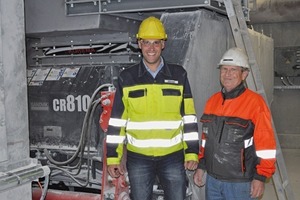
[184,160,198,171]
[251,179,265,198]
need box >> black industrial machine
[27,32,139,199]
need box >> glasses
[140,40,162,47]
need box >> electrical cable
[47,96,104,187]
[39,175,49,200]
[40,83,113,190]
[280,77,288,86]
[44,83,113,166]
[286,76,295,85]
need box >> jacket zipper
[218,120,225,143]
[241,148,245,174]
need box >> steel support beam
[66,0,226,15]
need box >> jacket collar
[221,82,246,100]
[138,57,172,78]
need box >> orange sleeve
[253,100,276,178]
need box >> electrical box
[274,46,300,77]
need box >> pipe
[250,0,300,23]
[274,85,300,90]
[32,188,101,200]
[0,164,50,192]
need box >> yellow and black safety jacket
[106,58,199,165]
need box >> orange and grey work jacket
[106,59,199,165]
[198,83,276,182]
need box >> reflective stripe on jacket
[198,83,276,182]
[107,59,199,165]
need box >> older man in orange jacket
[194,47,276,200]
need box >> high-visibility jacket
[198,83,276,182]
[106,59,199,165]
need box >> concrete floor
[262,148,300,200]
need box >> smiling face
[138,39,165,71]
[220,65,249,92]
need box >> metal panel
[162,10,233,121]
[25,0,141,36]
[27,65,122,148]
[66,0,226,15]
[248,29,274,104]
[274,46,300,77]
[27,32,140,67]
[66,0,101,15]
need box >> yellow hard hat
[136,16,167,40]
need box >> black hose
[44,83,113,166]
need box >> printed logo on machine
[43,126,62,138]
[30,102,49,111]
[53,94,91,112]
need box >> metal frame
[65,0,226,16]
[27,32,141,67]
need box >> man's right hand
[193,168,206,187]
[107,164,125,178]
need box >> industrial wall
[0,0,47,200]
[252,13,300,148]
[0,0,30,185]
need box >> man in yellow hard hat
[106,16,200,200]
